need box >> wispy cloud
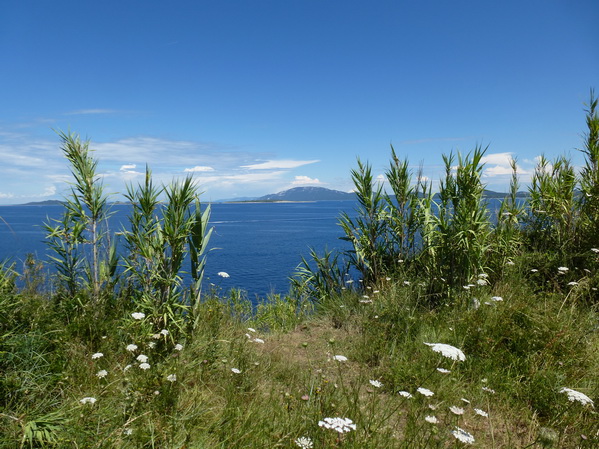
[184,166,215,173]
[241,159,320,170]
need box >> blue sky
[1,0,597,204]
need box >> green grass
[1,258,597,449]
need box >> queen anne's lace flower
[96,369,108,378]
[332,355,348,362]
[131,312,145,320]
[139,363,150,370]
[294,436,313,449]
[91,352,103,359]
[437,368,451,374]
[398,391,413,398]
[126,344,138,352]
[417,387,434,397]
[80,397,97,404]
[559,388,594,406]
[452,427,475,444]
[369,380,383,388]
[425,415,438,424]
[174,343,183,351]
[166,374,177,382]
[474,408,489,417]
[424,343,466,361]
[318,417,356,433]
[136,354,149,363]
[449,406,465,415]
[231,368,241,374]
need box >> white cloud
[480,152,514,166]
[241,159,319,170]
[291,175,322,185]
[120,164,137,171]
[0,192,14,198]
[184,166,215,173]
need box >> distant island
[225,186,528,203]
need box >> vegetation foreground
[1,93,598,448]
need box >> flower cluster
[318,417,356,433]
[424,343,466,361]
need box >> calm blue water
[0,202,356,297]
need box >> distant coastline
[4,187,529,207]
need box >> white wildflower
[425,415,438,424]
[476,278,487,286]
[482,386,496,394]
[491,296,503,302]
[148,342,156,349]
[531,269,539,273]
[91,352,103,360]
[567,281,578,286]
[557,266,569,273]
[506,260,515,266]
[123,364,132,371]
[449,406,465,415]
[295,436,313,449]
[318,417,356,433]
[231,368,241,374]
[474,408,489,417]
[437,368,451,374]
[452,427,475,444]
[461,398,471,404]
[96,369,108,379]
[591,248,599,253]
[369,380,383,388]
[174,343,183,351]
[126,344,138,352]
[166,374,177,382]
[417,387,434,397]
[247,327,256,333]
[160,329,169,336]
[217,271,230,278]
[403,280,410,286]
[332,355,348,362]
[478,273,489,279]
[559,388,594,406]
[424,342,466,361]
[131,312,145,320]
[79,397,97,405]
[399,391,413,398]
[123,428,133,435]
[252,338,265,344]
[136,354,149,363]
[139,362,150,370]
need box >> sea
[0,201,357,298]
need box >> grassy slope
[1,261,598,449]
